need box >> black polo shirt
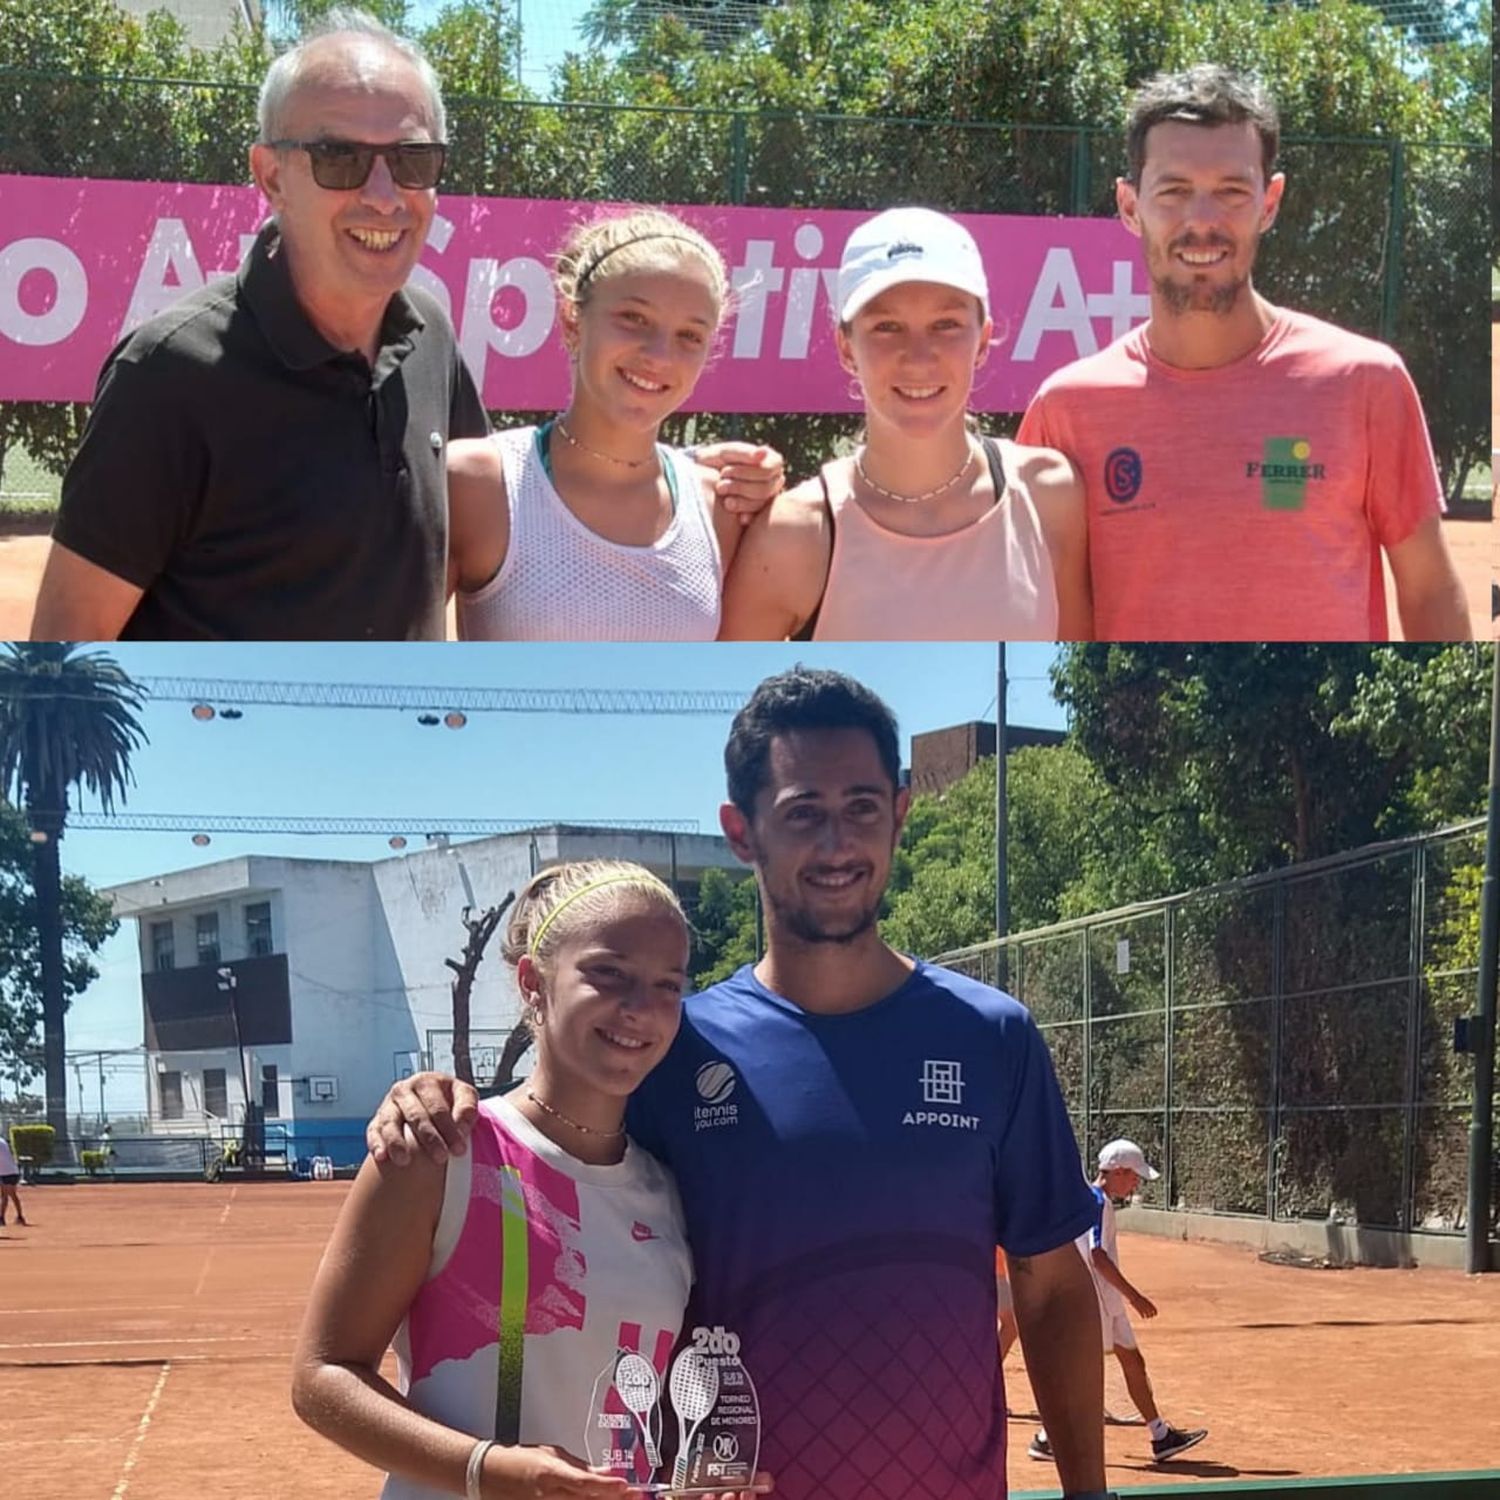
[54,221,489,639]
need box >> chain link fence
[0,72,1489,506]
[935,820,1491,1238]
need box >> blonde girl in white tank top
[448,210,780,640]
[717,207,1092,641]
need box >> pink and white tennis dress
[381,1093,692,1500]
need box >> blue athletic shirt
[626,959,1097,1500]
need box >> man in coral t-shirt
[1019,65,1470,642]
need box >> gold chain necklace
[554,415,656,471]
[854,441,976,505]
[526,1089,626,1139]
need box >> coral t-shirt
[1018,308,1443,641]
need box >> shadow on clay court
[1238,1316,1487,1330]
[1111,1458,1299,1480]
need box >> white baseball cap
[1097,1139,1159,1179]
[836,206,990,323]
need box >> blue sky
[42,642,1066,1115]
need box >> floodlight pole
[1465,644,1499,1274]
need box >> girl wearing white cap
[718,206,1089,640]
[447,209,782,640]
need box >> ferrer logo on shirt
[904,1059,980,1131]
[1248,437,1324,510]
[694,1060,740,1132]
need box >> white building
[115,1,264,49]
[106,825,746,1164]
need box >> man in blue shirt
[370,667,1110,1500]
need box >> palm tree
[0,643,145,1151]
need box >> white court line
[109,1359,171,1499]
[193,1184,239,1297]
[0,1296,308,1315]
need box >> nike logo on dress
[631,1222,658,1242]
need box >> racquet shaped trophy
[585,1327,762,1493]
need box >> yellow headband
[528,872,673,959]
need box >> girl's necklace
[854,440,976,504]
[555,415,656,471]
[526,1089,626,1139]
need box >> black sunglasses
[271,138,448,190]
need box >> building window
[261,1064,279,1116]
[160,1070,184,1121]
[203,1068,228,1118]
[195,911,220,967]
[245,902,273,958]
[150,921,175,972]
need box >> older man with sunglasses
[32,9,482,640]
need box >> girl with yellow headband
[448,209,783,640]
[295,860,714,1500]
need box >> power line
[130,678,749,715]
[58,812,700,835]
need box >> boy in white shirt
[1030,1140,1207,1465]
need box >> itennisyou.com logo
[1249,437,1324,510]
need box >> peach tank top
[809,438,1059,641]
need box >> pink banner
[0,174,1149,412]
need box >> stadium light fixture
[191,703,216,721]
[443,710,468,730]
[220,707,244,721]
[191,833,211,846]
[417,713,440,726]
[388,835,408,850]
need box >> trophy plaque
[585,1326,761,1493]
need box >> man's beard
[763,884,883,946]
[1148,231,1255,316]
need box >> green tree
[0,644,145,1148]
[883,744,1115,958]
[1051,643,1490,905]
[582,0,775,51]
[0,803,117,1100]
[263,0,412,38]
[689,866,758,987]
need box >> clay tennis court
[2,1182,1497,1498]
[0,518,1493,641]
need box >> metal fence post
[1268,880,1286,1222]
[1082,926,1094,1153]
[728,111,749,205]
[1163,903,1175,1206]
[1401,843,1427,1233]
[724,110,750,444]
[1070,129,1092,216]
[1380,140,1406,344]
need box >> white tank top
[456,426,723,641]
[810,438,1060,641]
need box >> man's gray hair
[257,7,447,143]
